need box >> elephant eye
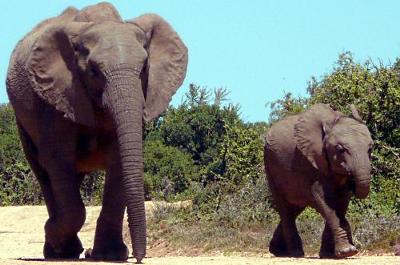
[336,144,345,153]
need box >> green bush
[0,164,42,205]
[0,104,42,205]
[144,140,197,200]
[218,122,264,189]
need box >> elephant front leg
[311,182,357,258]
[41,158,86,259]
[86,154,128,261]
[320,191,354,257]
[41,165,86,259]
[320,216,355,258]
[38,124,85,259]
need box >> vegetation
[1,52,399,254]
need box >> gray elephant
[6,2,187,263]
[264,104,373,258]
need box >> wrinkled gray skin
[6,2,188,263]
[264,104,373,259]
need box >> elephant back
[265,114,299,155]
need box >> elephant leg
[37,121,85,259]
[320,192,353,258]
[319,223,335,258]
[41,168,85,259]
[42,162,85,259]
[311,182,357,258]
[336,192,354,245]
[17,123,57,218]
[87,153,128,261]
[340,218,353,245]
[269,222,286,256]
[18,123,83,258]
[269,204,304,257]
[319,218,353,258]
[280,205,304,257]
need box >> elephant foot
[270,250,304,258]
[334,244,358,258]
[319,242,335,258]
[320,244,357,259]
[43,236,83,259]
[269,239,286,257]
[85,243,128,261]
[287,249,304,257]
[319,250,336,259]
[269,244,304,257]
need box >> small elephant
[264,104,373,258]
[6,3,187,263]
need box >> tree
[267,92,307,124]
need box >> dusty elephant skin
[264,104,373,259]
[6,2,188,263]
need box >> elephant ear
[28,22,95,127]
[128,14,188,121]
[294,104,338,174]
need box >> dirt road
[0,205,398,265]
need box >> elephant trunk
[103,67,146,263]
[352,157,372,199]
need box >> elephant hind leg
[17,122,57,216]
[269,205,305,257]
[269,222,287,256]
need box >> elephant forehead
[78,22,148,64]
[332,122,372,143]
[80,22,143,44]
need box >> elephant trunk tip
[135,257,144,264]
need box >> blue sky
[1,1,400,122]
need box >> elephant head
[27,5,188,262]
[294,104,373,199]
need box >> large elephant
[6,2,187,263]
[264,104,373,259]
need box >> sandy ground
[0,205,398,265]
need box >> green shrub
[144,140,198,199]
[0,104,42,206]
